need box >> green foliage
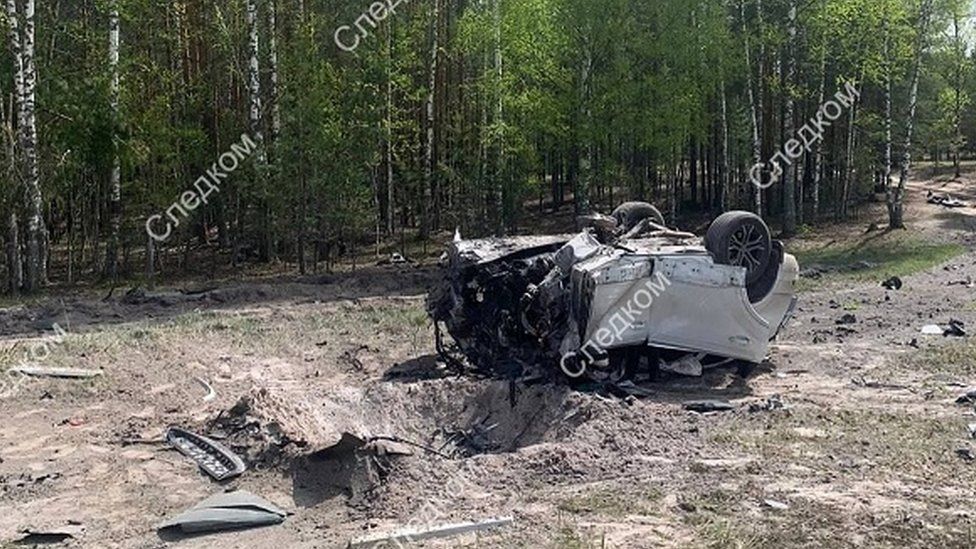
[1,0,972,284]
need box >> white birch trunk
[812,48,826,220]
[105,1,121,281]
[8,0,43,290]
[245,0,267,259]
[741,0,762,215]
[719,78,730,213]
[422,0,439,238]
[266,0,280,157]
[246,0,264,159]
[782,0,797,234]
[891,0,933,228]
[492,0,504,232]
[385,24,394,235]
[882,24,893,212]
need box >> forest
[0,0,973,293]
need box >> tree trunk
[385,23,395,234]
[6,211,20,295]
[492,0,505,232]
[575,46,592,218]
[882,23,893,218]
[266,0,280,154]
[889,0,932,229]
[952,9,962,179]
[782,0,797,236]
[105,1,121,282]
[245,0,267,259]
[812,48,826,221]
[6,0,44,291]
[145,230,155,290]
[741,0,763,215]
[719,78,730,212]
[422,0,439,240]
[840,79,860,219]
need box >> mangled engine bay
[428,204,799,381]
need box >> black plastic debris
[748,395,784,412]
[157,490,287,534]
[13,524,83,546]
[683,400,734,413]
[945,320,967,338]
[955,448,975,462]
[836,313,857,325]
[166,427,246,481]
[881,276,902,290]
[955,388,976,405]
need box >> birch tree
[889,0,933,229]
[741,0,763,215]
[5,0,44,291]
[782,0,797,236]
[245,0,267,259]
[105,0,122,281]
[422,0,439,240]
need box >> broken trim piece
[166,427,246,481]
[10,366,102,379]
[347,516,514,548]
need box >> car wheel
[705,211,772,285]
[611,202,666,232]
[746,241,783,303]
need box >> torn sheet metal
[157,490,287,534]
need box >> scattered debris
[13,524,83,545]
[363,437,416,457]
[955,388,976,404]
[157,490,287,534]
[347,516,514,548]
[762,499,790,511]
[683,400,734,413]
[948,276,975,288]
[945,319,967,337]
[194,377,216,402]
[166,427,246,481]
[922,320,968,337]
[836,313,857,325]
[881,276,903,290]
[956,447,975,462]
[927,193,968,208]
[660,354,704,377]
[852,377,909,390]
[749,395,784,412]
[377,253,411,266]
[9,366,102,379]
[968,423,976,439]
[614,380,655,398]
[339,345,370,371]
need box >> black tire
[746,241,783,303]
[705,211,772,285]
[611,202,666,232]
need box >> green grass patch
[909,337,976,378]
[557,486,661,517]
[793,233,965,290]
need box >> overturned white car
[428,204,798,381]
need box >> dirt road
[0,172,974,548]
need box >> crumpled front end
[427,233,603,376]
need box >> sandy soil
[0,170,974,549]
